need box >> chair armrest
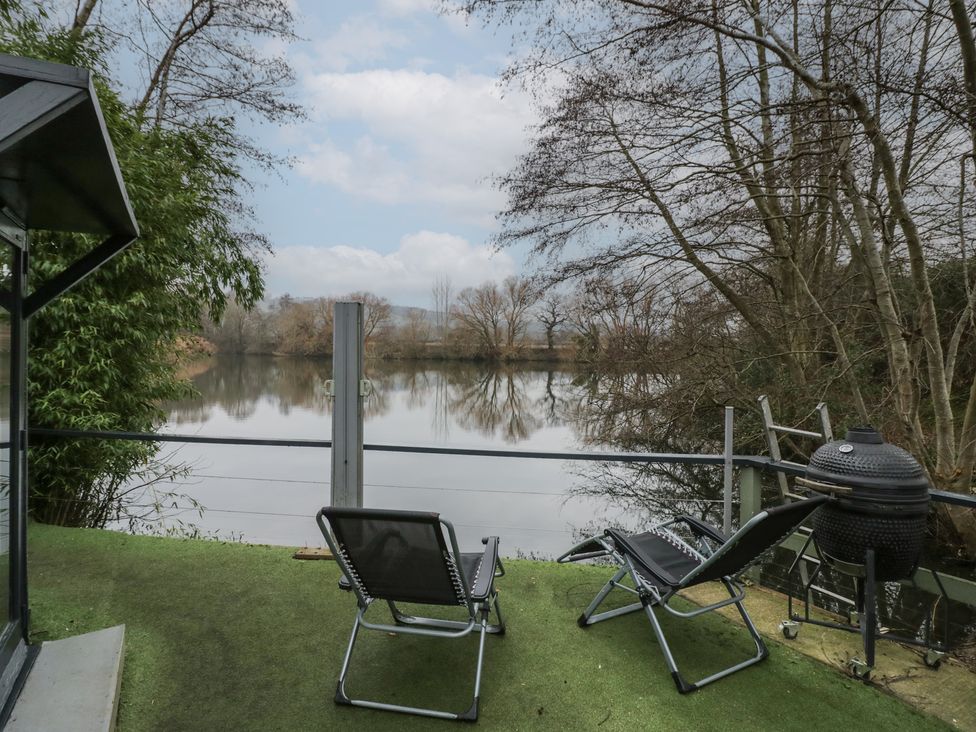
[675,515,727,545]
[471,536,500,600]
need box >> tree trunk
[72,0,99,31]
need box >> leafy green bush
[1,17,266,526]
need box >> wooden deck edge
[293,547,334,560]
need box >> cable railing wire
[26,428,976,645]
[26,426,976,508]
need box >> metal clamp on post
[322,379,335,399]
[359,379,373,398]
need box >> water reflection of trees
[450,368,543,443]
[537,370,570,425]
[373,361,567,443]
[167,356,332,423]
[166,356,575,442]
[566,369,728,528]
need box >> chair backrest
[680,496,829,587]
[321,506,468,606]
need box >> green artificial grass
[27,523,948,731]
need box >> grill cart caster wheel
[848,658,872,680]
[779,621,799,640]
[923,650,945,669]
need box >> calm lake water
[151,355,632,557]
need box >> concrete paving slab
[6,625,125,732]
[683,584,974,730]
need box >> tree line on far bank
[201,273,674,364]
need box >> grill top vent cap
[845,426,884,444]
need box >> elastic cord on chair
[338,544,372,602]
[470,555,484,590]
[653,527,707,563]
[444,551,469,606]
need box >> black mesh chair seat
[607,530,701,592]
[338,551,491,600]
[316,506,506,722]
[559,495,828,693]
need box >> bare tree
[71,0,301,146]
[346,291,392,343]
[431,275,454,343]
[462,0,976,549]
[453,282,504,357]
[203,297,270,353]
[398,307,431,358]
[274,297,332,356]
[537,291,568,351]
[501,276,539,351]
[572,275,663,362]
[71,0,98,31]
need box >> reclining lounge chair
[558,495,828,693]
[316,506,505,722]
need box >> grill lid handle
[795,476,854,495]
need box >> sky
[238,0,537,306]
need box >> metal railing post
[739,467,762,525]
[739,466,762,581]
[331,302,364,508]
[723,406,733,536]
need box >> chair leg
[388,600,407,623]
[640,580,769,694]
[639,595,695,693]
[725,579,769,664]
[458,614,490,722]
[485,591,505,635]
[333,605,493,721]
[578,565,643,628]
[334,610,364,706]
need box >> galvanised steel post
[723,406,733,536]
[739,467,762,525]
[739,466,762,581]
[330,302,365,508]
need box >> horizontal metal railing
[27,426,976,509]
[29,426,736,464]
[27,425,976,607]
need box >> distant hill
[388,304,438,326]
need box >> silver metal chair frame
[316,510,505,722]
[558,516,769,694]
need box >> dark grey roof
[0,53,138,238]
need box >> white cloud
[264,230,515,305]
[376,0,474,35]
[308,18,408,72]
[377,0,438,15]
[298,137,409,203]
[296,68,535,223]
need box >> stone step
[7,625,125,732]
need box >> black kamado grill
[783,426,947,678]
[802,426,929,581]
